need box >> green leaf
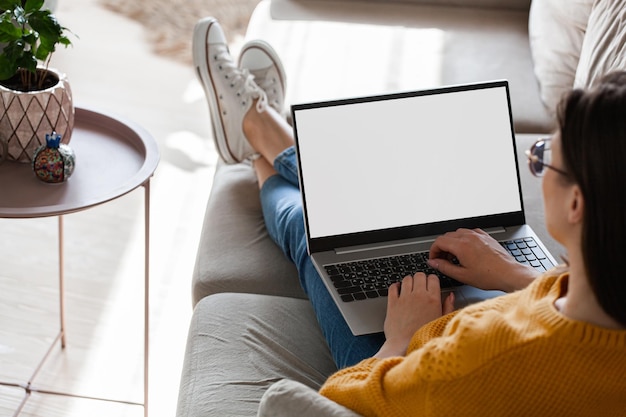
[58,35,71,46]
[0,19,21,41]
[0,0,19,10]
[3,39,25,60]
[29,10,62,39]
[0,8,11,21]
[22,30,37,45]
[34,37,54,60]
[0,54,18,80]
[16,51,36,72]
[24,0,44,13]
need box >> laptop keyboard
[325,237,551,302]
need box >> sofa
[176,0,625,416]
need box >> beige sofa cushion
[257,379,362,417]
[191,162,303,306]
[574,0,626,89]
[528,0,594,115]
[177,293,338,417]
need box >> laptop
[291,80,558,336]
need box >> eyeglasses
[525,138,569,177]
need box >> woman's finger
[443,292,455,315]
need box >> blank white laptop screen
[294,84,522,240]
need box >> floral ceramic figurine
[32,132,75,183]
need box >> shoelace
[254,73,281,110]
[214,47,268,113]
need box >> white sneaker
[238,40,286,117]
[192,17,267,164]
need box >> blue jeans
[260,147,385,369]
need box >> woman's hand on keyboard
[427,228,537,293]
[375,272,455,359]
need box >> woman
[194,18,626,416]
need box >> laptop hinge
[335,227,506,255]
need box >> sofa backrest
[529,0,626,116]
[574,0,626,90]
[528,0,595,116]
[301,0,531,11]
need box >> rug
[100,0,261,65]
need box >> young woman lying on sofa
[193,17,626,416]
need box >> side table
[0,107,159,417]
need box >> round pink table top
[0,107,160,218]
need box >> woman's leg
[259,162,385,368]
[244,103,295,170]
[243,105,297,188]
[194,18,384,367]
[243,78,385,370]
[241,94,385,368]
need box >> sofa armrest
[192,162,304,306]
[258,379,363,417]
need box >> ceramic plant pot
[0,67,74,163]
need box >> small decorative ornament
[32,132,76,183]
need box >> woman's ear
[568,185,585,224]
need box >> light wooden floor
[0,0,225,416]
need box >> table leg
[143,180,150,417]
[13,391,29,417]
[59,215,66,348]
[2,184,152,415]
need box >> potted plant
[0,0,74,163]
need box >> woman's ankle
[253,157,277,189]
[242,100,264,152]
[243,103,293,164]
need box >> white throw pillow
[257,379,363,417]
[529,0,594,115]
[574,0,626,89]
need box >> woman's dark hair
[557,71,626,327]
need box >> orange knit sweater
[319,273,626,416]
